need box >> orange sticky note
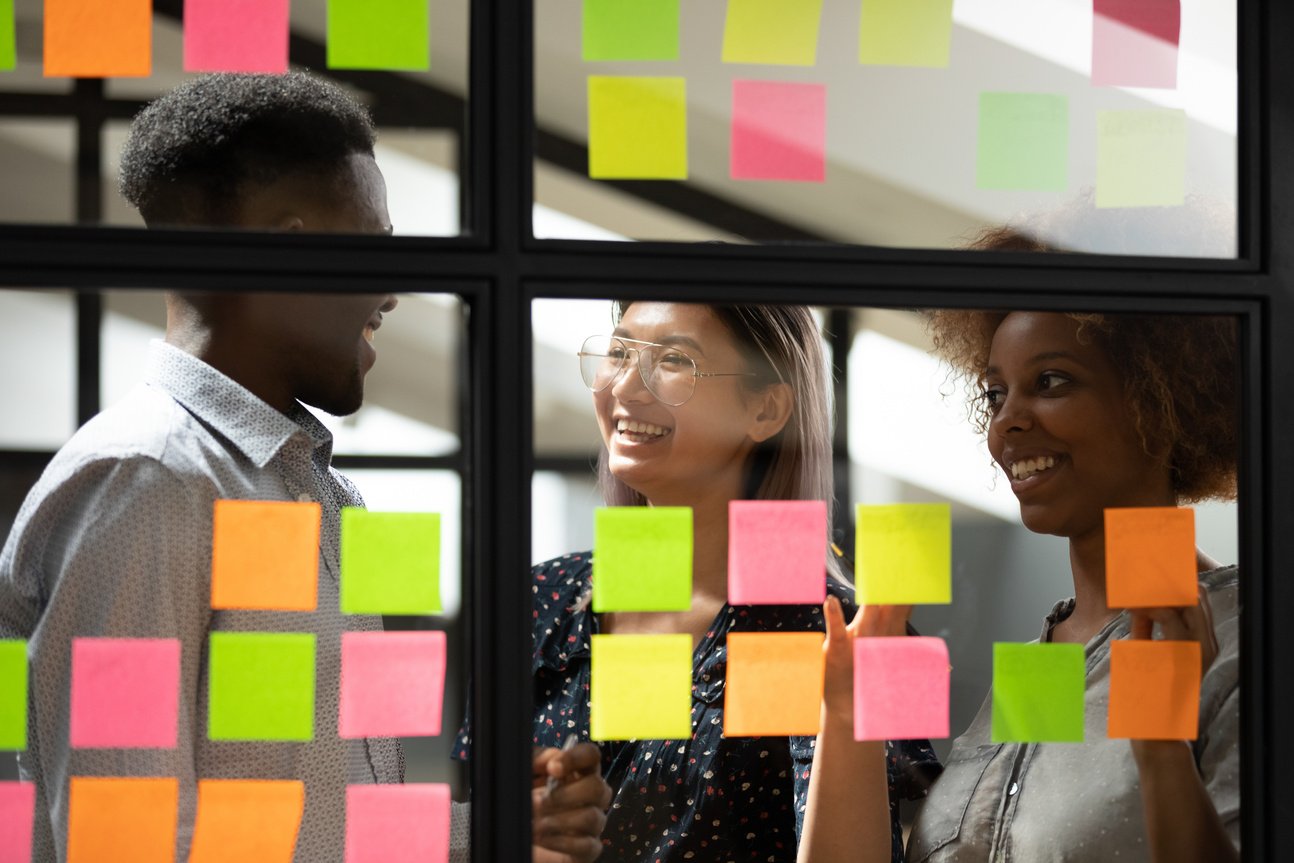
[67,777,178,863]
[189,779,305,863]
[723,631,824,736]
[1108,640,1200,740]
[211,500,321,611]
[44,0,151,78]
[1105,507,1196,608]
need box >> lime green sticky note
[0,0,16,71]
[855,503,951,605]
[992,643,1085,743]
[593,507,692,612]
[584,0,679,61]
[588,76,688,180]
[590,634,693,740]
[0,640,27,750]
[977,93,1069,192]
[859,0,953,67]
[722,0,824,66]
[208,633,315,742]
[340,509,441,615]
[327,0,429,71]
[1096,109,1187,209]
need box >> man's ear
[748,382,794,443]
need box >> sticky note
[593,506,692,612]
[1108,640,1200,740]
[327,0,430,71]
[991,643,1085,743]
[1096,109,1187,209]
[1105,507,1196,607]
[184,0,290,74]
[70,637,181,749]
[722,0,824,66]
[723,632,824,736]
[855,503,951,605]
[976,93,1069,192]
[67,777,178,863]
[728,500,827,604]
[0,782,35,863]
[854,637,949,740]
[0,640,25,751]
[340,509,441,615]
[44,0,151,77]
[588,76,689,180]
[0,0,15,71]
[208,632,315,742]
[345,784,450,863]
[1093,0,1180,89]
[340,631,446,738]
[858,0,954,68]
[190,780,305,863]
[590,634,692,740]
[730,80,827,183]
[583,0,679,61]
[211,499,320,612]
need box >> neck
[165,315,296,415]
[644,478,743,602]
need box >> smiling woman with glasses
[454,300,941,863]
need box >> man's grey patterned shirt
[0,340,402,862]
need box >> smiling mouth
[616,419,671,441]
[1009,456,1058,481]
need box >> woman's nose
[609,351,653,401]
[991,393,1033,435]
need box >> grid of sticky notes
[8,0,433,77]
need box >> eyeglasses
[577,335,757,407]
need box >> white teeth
[363,326,375,343]
[617,419,668,437]
[1010,456,1056,480]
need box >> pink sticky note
[0,782,35,863]
[184,0,290,74]
[70,638,181,749]
[345,784,450,863]
[853,637,949,741]
[1092,0,1180,89]
[339,632,446,739]
[728,500,828,605]
[731,79,826,182]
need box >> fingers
[541,772,613,813]
[532,832,605,863]
[823,594,847,645]
[535,803,608,842]
[546,742,603,783]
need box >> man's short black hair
[119,72,377,226]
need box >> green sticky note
[855,503,951,605]
[0,640,27,750]
[977,92,1069,191]
[722,0,824,66]
[208,632,315,742]
[590,634,693,740]
[991,643,1085,743]
[588,76,688,180]
[593,507,692,612]
[858,0,953,67]
[340,509,441,615]
[583,0,679,61]
[327,0,429,71]
[1096,109,1187,208]
[0,0,15,71]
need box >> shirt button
[297,493,314,503]
[1008,782,1019,796]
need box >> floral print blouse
[456,551,942,862]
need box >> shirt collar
[145,340,333,469]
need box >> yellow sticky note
[723,632,824,736]
[590,634,692,741]
[855,503,951,605]
[1096,109,1187,208]
[722,0,824,66]
[588,76,688,179]
[858,0,954,68]
[189,779,305,863]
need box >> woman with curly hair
[796,241,1241,863]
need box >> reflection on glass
[531,298,1241,862]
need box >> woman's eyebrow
[985,350,1081,376]
[657,335,706,355]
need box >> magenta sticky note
[0,782,35,863]
[728,500,828,605]
[70,637,181,749]
[339,631,446,739]
[184,0,290,74]
[345,784,450,863]
[853,637,949,741]
[730,79,826,182]
[1092,0,1180,89]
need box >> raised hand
[821,594,913,725]
[532,742,612,863]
